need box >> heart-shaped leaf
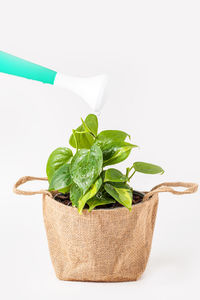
[133,162,164,174]
[82,114,98,136]
[69,114,98,149]
[101,142,137,166]
[70,128,94,149]
[70,183,82,207]
[46,147,73,181]
[96,130,130,144]
[87,196,116,212]
[78,177,102,214]
[104,168,127,182]
[95,130,135,166]
[70,144,103,194]
[104,182,133,211]
[49,164,73,193]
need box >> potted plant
[13,114,198,282]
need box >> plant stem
[126,165,134,177]
[72,129,78,153]
[125,168,129,178]
[128,170,136,181]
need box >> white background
[0,1,200,299]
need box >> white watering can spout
[54,73,108,112]
[0,51,108,113]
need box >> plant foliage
[46,114,164,214]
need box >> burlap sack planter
[13,177,198,282]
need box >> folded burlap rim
[13,176,198,204]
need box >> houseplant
[46,114,164,213]
[13,114,198,282]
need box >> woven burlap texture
[13,177,198,282]
[43,193,158,281]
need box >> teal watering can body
[0,51,57,84]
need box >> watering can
[0,51,108,112]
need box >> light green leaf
[46,147,73,181]
[49,164,72,193]
[104,168,127,182]
[78,177,102,214]
[87,196,116,212]
[70,144,103,194]
[102,142,137,166]
[69,114,98,149]
[69,128,94,149]
[104,182,133,211]
[83,114,98,136]
[70,183,82,207]
[96,130,130,144]
[133,162,164,174]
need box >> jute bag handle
[13,176,52,197]
[143,182,198,202]
[13,177,198,203]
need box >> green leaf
[70,144,103,194]
[133,162,164,174]
[93,184,113,199]
[70,183,82,207]
[102,142,137,166]
[69,114,98,149]
[96,130,130,144]
[104,168,127,182]
[72,129,78,151]
[49,164,73,193]
[46,147,73,181]
[87,196,116,212]
[78,177,102,214]
[69,128,94,149]
[83,114,98,136]
[95,130,135,166]
[104,182,133,211]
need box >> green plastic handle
[0,51,57,84]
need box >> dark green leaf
[133,162,164,174]
[102,142,137,166]
[93,184,114,200]
[69,114,98,149]
[49,164,73,193]
[104,168,127,182]
[95,130,135,166]
[104,182,133,211]
[87,196,116,212]
[78,177,102,214]
[46,147,73,181]
[100,170,106,181]
[70,183,82,207]
[70,144,103,194]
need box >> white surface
[0,0,200,299]
[54,73,108,112]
